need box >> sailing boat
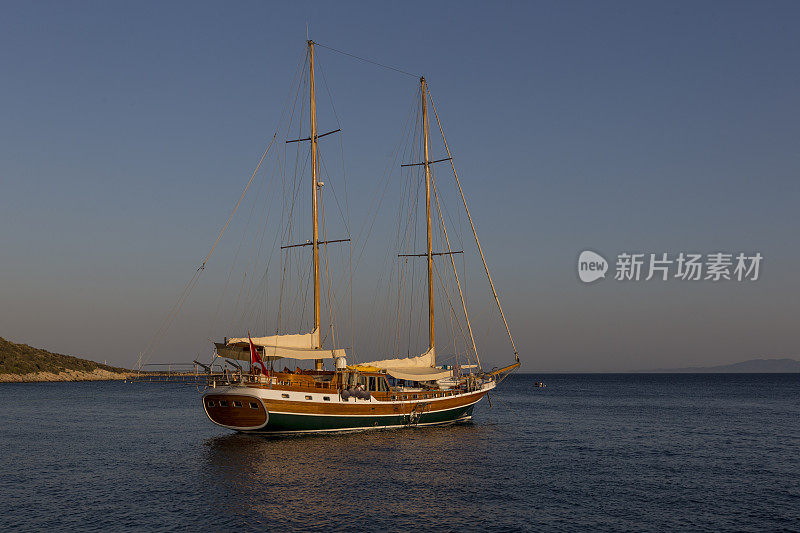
[199,41,519,434]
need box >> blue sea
[1,374,798,532]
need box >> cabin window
[391,395,396,401]
[233,401,242,407]
[368,376,376,391]
[323,396,330,401]
[412,394,418,399]
[206,400,215,407]
[281,393,290,398]
[219,400,228,407]
[305,395,312,400]
[249,402,258,409]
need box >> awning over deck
[215,342,342,362]
[218,327,344,361]
[227,328,320,350]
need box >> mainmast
[421,77,435,364]
[309,40,323,371]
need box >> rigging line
[256,146,289,332]
[296,255,313,334]
[431,258,469,358]
[282,144,311,322]
[258,179,287,333]
[236,140,285,329]
[403,111,422,356]
[405,157,420,356]
[282,58,310,297]
[428,88,519,362]
[223,139,283,331]
[349,240,354,360]
[399,158,418,356]
[139,266,203,368]
[350,88,418,273]
[320,189,338,351]
[317,149,350,233]
[217,49,307,342]
[141,132,278,367]
[203,133,278,269]
[375,92,419,357]
[316,55,342,129]
[206,47,308,273]
[317,58,354,355]
[208,48,305,339]
[237,213,276,330]
[314,54,354,355]
[241,132,288,318]
[316,152,356,299]
[432,174,481,370]
[232,270,249,332]
[230,142,274,331]
[239,182,272,328]
[278,50,310,335]
[314,41,419,79]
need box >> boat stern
[202,392,269,431]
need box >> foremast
[309,40,323,371]
[421,77,435,365]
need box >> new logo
[578,250,608,283]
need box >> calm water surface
[1,374,798,532]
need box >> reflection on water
[200,424,496,529]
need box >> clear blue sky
[1,1,798,371]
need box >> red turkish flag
[248,332,268,375]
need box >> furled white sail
[358,348,452,380]
[386,366,452,381]
[227,327,320,349]
[360,347,435,369]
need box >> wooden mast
[309,40,323,371]
[421,77,435,364]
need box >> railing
[198,369,490,395]
[204,372,335,388]
[128,362,225,383]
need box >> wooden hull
[202,383,492,435]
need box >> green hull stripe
[259,404,477,432]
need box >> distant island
[648,358,800,373]
[0,336,131,383]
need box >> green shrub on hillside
[0,337,128,375]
